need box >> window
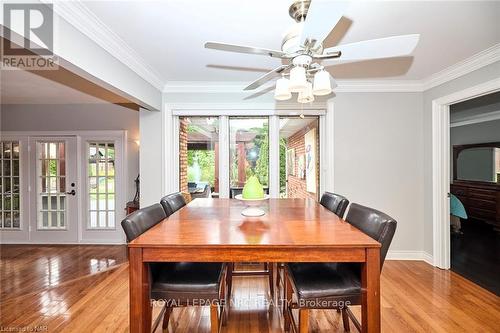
[229,118,269,197]
[37,141,66,229]
[1,141,20,229]
[179,117,219,197]
[88,143,115,228]
[279,117,320,199]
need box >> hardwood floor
[1,245,499,332]
[451,219,500,295]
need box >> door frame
[432,78,500,269]
[0,130,127,244]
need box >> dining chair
[121,203,228,333]
[276,192,350,314]
[283,203,397,333]
[191,184,212,199]
[320,192,350,217]
[160,192,187,216]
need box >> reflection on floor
[1,245,499,332]
[451,219,500,296]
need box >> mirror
[454,143,500,183]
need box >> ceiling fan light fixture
[297,82,314,103]
[289,66,308,93]
[312,70,332,96]
[274,77,292,101]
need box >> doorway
[449,93,500,295]
[432,78,500,269]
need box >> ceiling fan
[205,0,420,103]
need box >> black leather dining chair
[320,192,350,218]
[284,203,397,333]
[160,192,187,216]
[276,192,351,313]
[121,203,228,333]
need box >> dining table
[128,198,381,333]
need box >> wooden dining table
[128,198,381,333]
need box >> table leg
[129,247,151,333]
[361,247,380,333]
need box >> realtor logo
[2,2,58,70]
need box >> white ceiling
[81,0,500,83]
[0,70,109,104]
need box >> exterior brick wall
[286,120,319,200]
[179,118,188,194]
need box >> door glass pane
[88,142,116,229]
[0,141,21,229]
[229,118,269,198]
[37,141,67,229]
[178,117,219,197]
[279,117,320,199]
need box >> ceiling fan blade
[322,34,420,63]
[205,42,287,58]
[300,1,349,47]
[244,65,290,91]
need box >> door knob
[66,189,76,196]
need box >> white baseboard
[386,250,434,266]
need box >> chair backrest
[192,184,211,199]
[345,203,397,269]
[121,203,167,242]
[160,192,187,216]
[320,192,350,218]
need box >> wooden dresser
[451,181,500,231]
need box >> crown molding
[163,80,425,93]
[450,109,500,128]
[335,80,423,93]
[164,81,253,93]
[50,0,164,90]
[421,43,500,91]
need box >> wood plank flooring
[1,245,499,332]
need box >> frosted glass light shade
[289,66,307,93]
[297,82,314,103]
[313,70,332,96]
[274,77,291,100]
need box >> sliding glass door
[279,117,320,199]
[178,117,219,198]
[229,117,269,198]
[177,115,320,200]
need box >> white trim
[450,110,500,127]
[323,101,335,193]
[269,116,280,198]
[335,80,423,92]
[423,44,500,91]
[218,116,230,198]
[386,251,433,265]
[51,0,164,90]
[169,103,326,115]
[431,78,500,269]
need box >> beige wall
[333,92,424,254]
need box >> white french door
[29,137,78,243]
